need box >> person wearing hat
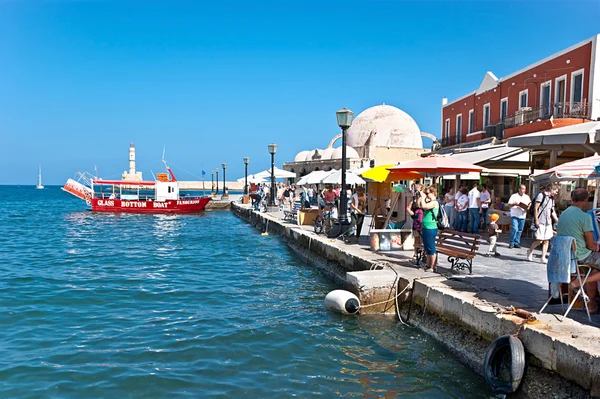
[486,213,502,257]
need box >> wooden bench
[283,200,303,222]
[415,229,481,274]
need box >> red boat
[63,162,211,214]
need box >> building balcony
[503,101,591,139]
[504,101,590,129]
[441,136,457,147]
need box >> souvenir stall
[361,165,422,252]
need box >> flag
[202,170,206,176]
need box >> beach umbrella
[237,174,266,184]
[254,167,296,179]
[530,155,600,184]
[321,169,366,185]
[296,170,331,186]
[387,154,484,176]
[361,164,423,183]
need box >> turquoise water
[0,186,491,398]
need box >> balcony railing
[441,136,458,147]
[504,101,590,129]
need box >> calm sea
[0,186,491,398]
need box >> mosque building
[282,104,433,177]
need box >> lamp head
[243,157,250,165]
[336,108,354,129]
[268,143,278,155]
[222,163,227,169]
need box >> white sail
[36,165,44,189]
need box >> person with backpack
[526,183,559,263]
[418,185,440,272]
[406,184,424,260]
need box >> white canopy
[506,121,600,153]
[237,174,266,184]
[296,170,332,186]
[254,167,297,179]
[320,169,366,185]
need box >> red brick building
[441,34,600,148]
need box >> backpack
[412,208,424,232]
[436,203,450,230]
[529,191,547,219]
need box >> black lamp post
[211,170,214,194]
[222,163,227,198]
[243,157,250,195]
[336,107,354,224]
[268,143,277,207]
[216,168,219,195]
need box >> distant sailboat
[36,165,44,189]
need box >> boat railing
[94,193,156,201]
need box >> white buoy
[324,290,360,315]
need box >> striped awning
[530,155,600,184]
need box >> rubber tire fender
[483,335,525,394]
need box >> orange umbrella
[387,154,484,176]
[386,170,424,182]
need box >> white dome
[321,147,336,160]
[346,104,422,149]
[331,146,359,159]
[294,150,310,162]
[304,149,324,161]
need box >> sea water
[0,186,492,398]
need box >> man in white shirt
[507,184,531,249]
[479,184,491,230]
[467,182,481,234]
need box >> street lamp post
[243,157,250,195]
[222,163,227,198]
[267,143,277,207]
[216,168,219,195]
[336,108,354,224]
[211,171,214,194]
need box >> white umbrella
[237,174,266,184]
[255,167,296,179]
[296,170,332,186]
[321,169,366,185]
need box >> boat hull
[91,197,211,213]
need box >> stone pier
[232,202,600,398]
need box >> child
[486,213,502,257]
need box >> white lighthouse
[121,142,143,181]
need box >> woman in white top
[444,187,456,229]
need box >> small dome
[294,150,310,162]
[305,149,324,161]
[346,104,422,149]
[331,146,359,159]
[321,147,336,160]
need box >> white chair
[539,236,593,322]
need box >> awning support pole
[595,179,600,209]
[550,150,558,168]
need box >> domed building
[283,104,430,178]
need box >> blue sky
[1,0,599,185]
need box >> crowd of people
[250,181,600,313]
[250,182,368,241]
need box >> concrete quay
[231,202,600,398]
[205,195,242,211]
